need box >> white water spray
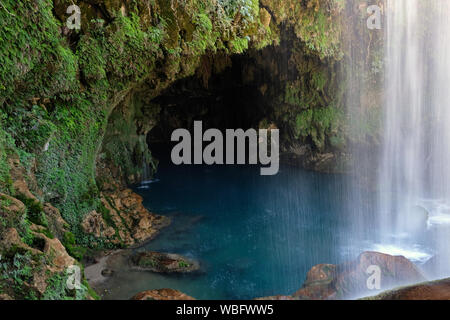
[379,0,450,276]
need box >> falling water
[379,0,450,277]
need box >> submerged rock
[101,269,115,277]
[131,289,195,300]
[130,251,200,274]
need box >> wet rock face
[131,251,200,274]
[43,203,69,239]
[81,210,116,239]
[81,189,170,247]
[293,251,426,300]
[92,156,170,247]
[41,233,76,273]
[0,225,77,297]
[29,232,77,295]
[1,157,69,240]
[0,193,26,218]
[131,289,196,301]
[364,278,450,300]
[0,162,93,300]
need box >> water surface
[100,163,398,300]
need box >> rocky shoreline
[85,245,449,300]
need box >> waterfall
[142,158,151,181]
[379,0,450,277]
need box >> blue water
[100,163,382,300]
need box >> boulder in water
[293,251,426,299]
[293,264,337,300]
[130,251,200,274]
[101,268,114,277]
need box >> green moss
[16,195,47,227]
[83,279,100,300]
[178,260,190,268]
[195,13,213,33]
[0,0,78,101]
[138,256,157,268]
[0,251,38,299]
[311,70,327,92]
[42,270,90,300]
[96,201,122,242]
[39,227,55,239]
[229,37,249,54]
[263,0,345,59]
[63,231,76,246]
[0,127,14,192]
[295,106,343,151]
[62,231,86,261]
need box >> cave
[147,52,275,164]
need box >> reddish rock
[294,264,337,300]
[81,210,116,239]
[334,251,426,298]
[43,203,68,238]
[41,234,76,273]
[80,190,169,247]
[293,252,426,300]
[13,179,38,202]
[131,289,195,300]
[0,228,40,255]
[303,264,337,285]
[365,278,450,300]
[0,193,26,217]
[94,158,170,246]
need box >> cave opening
[101,31,344,186]
[147,51,280,165]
